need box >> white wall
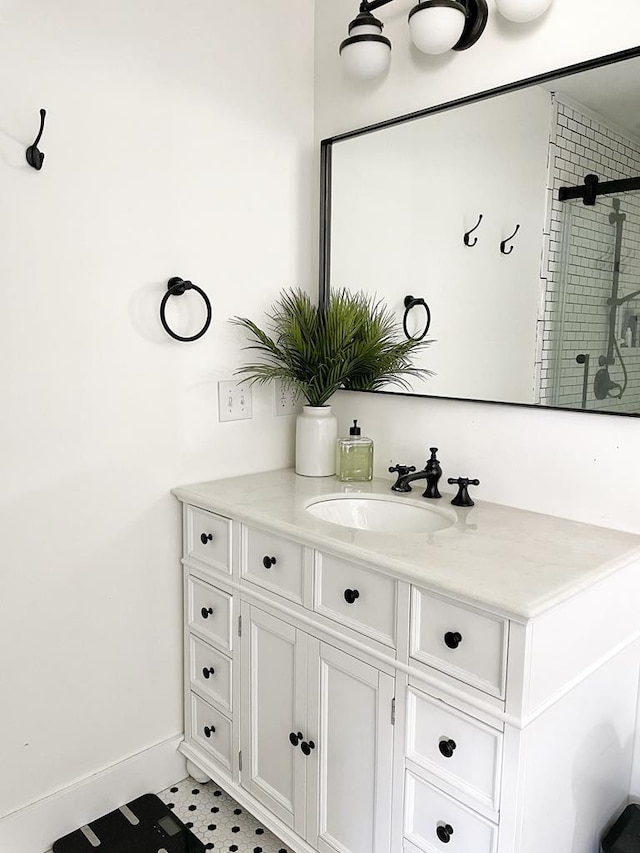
[0,0,314,827]
[315,0,640,535]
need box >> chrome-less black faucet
[389,448,442,498]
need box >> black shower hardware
[26,108,46,171]
[447,477,479,507]
[402,295,431,341]
[160,276,212,342]
[500,224,520,255]
[463,214,483,247]
[575,354,590,411]
[559,172,640,206]
[592,198,640,400]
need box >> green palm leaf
[231,288,432,407]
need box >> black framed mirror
[319,46,640,417]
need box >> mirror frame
[319,45,640,418]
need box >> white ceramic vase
[295,405,338,477]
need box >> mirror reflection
[323,51,640,416]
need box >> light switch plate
[274,378,301,416]
[218,380,253,422]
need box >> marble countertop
[172,469,640,621]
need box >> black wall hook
[26,109,47,171]
[160,276,212,342]
[463,214,483,247]
[500,224,520,255]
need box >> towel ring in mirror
[402,295,431,341]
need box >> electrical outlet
[218,380,253,422]
[274,379,301,416]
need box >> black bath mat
[52,792,205,853]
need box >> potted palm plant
[232,288,431,476]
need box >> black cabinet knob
[344,588,360,604]
[301,740,315,756]
[436,824,454,843]
[203,725,216,737]
[263,555,277,569]
[438,738,457,758]
[289,731,304,747]
[200,533,213,545]
[444,631,462,649]
[201,607,214,619]
[202,667,215,679]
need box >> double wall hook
[500,224,520,255]
[463,214,483,247]
[26,109,47,171]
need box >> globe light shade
[408,1,467,55]
[494,0,553,23]
[339,12,392,79]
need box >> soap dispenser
[337,420,373,482]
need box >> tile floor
[157,776,290,853]
[45,776,288,853]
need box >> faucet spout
[389,463,427,493]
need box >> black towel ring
[160,276,212,342]
[402,295,431,341]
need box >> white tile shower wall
[539,96,640,413]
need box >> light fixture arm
[359,0,396,13]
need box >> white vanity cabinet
[240,604,394,853]
[173,471,640,853]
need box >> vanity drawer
[315,552,396,647]
[406,687,502,812]
[187,576,233,652]
[189,634,232,715]
[190,692,232,773]
[242,526,307,604]
[186,505,232,574]
[410,588,507,698]
[404,772,497,853]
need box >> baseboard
[0,734,187,853]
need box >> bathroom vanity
[172,469,640,853]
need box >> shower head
[594,366,622,399]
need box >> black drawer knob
[436,824,454,844]
[201,607,214,619]
[202,666,215,679]
[200,533,213,545]
[438,738,457,758]
[344,588,360,604]
[263,555,277,569]
[301,740,315,756]
[289,731,304,747]
[444,631,462,649]
[203,725,216,737]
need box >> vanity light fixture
[494,0,553,23]
[340,0,553,78]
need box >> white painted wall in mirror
[315,0,640,796]
[330,85,551,402]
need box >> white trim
[0,735,186,853]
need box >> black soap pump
[336,420,374,482]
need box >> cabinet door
[240,604,308,837]
[307,641,395,853]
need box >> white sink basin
[306,496,454,534]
